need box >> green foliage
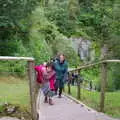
[45,1,72,36]
[81,67,101,91]
[108,0,120,59]
[0,105,4,113]
[30,7,80,66]
[45,0,119,56]
[68,0,80,20]
[0,34,29,76]
[29,7,53,64]
[0,61,27,77]
[0,0,40,57]
[106,63,120,91]
[112,64,120,90]
[0,0,40,27]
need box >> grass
[0,75,30,110]
[65,86,120,118]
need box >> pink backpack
[35,65,46,84]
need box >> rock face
[67,37,95,62]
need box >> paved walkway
[37,92,120,120]
[0,93,119,120]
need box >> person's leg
[48,90,54,105]
[48,96,54,105]
[55,80,59,95]
[59,87,63,98]
[43,82,49,103]
[44,95,48,103]
[59,79,64,98]
[55,87,58,95]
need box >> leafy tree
[0,0,40,55]
[68,0,80,20]
[30,7,80,66]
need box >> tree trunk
[100,44,108,60]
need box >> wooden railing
[67,60,120,112]
[0,56,37,120]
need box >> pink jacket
[43,70,56,90]
[49,71,56,90]
[35,65,46,84]
[35,65,56,90]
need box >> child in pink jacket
[35,62,56,105]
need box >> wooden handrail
[0,56,34,61]
[105,60,120,63]
[68,60,120,72]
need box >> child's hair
[46,62,54,69]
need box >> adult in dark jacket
[54,54,68,98]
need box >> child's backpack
[35,65,46,84]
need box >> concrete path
[37,92,120,120]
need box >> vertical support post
[77,70,81,99]
[68,72,71,94]
[100,62,107,112]
[28,61,37,120]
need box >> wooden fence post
[77,70,81,99]
[68,72,71,94]
[100,62,107,112]
[28,61,37,120]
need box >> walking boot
[49,98,54,105]
[44,96,48,103]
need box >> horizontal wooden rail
[68,60,120,72]
[105,60,120,63]
[0,56,34,61]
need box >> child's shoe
[49,98,54,105]
[44,96,48,103]
[58,95,62,98]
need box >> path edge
[64,93,97,113]
[64,93,120,120]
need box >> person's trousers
[55,87,63,96]
[55,79,64,96]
